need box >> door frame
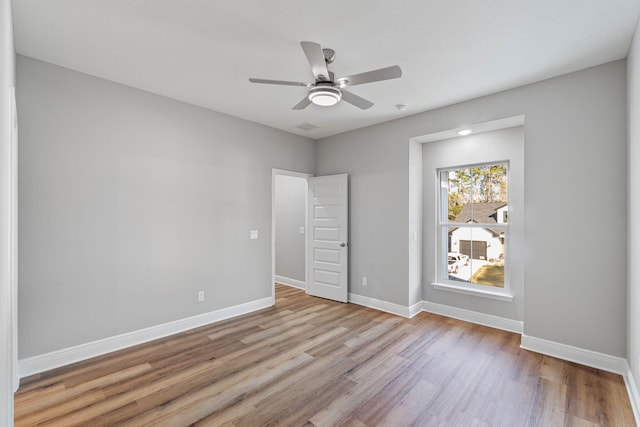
[271,169,312,302]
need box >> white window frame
[434,161,512,301]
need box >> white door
[308,174,349,302]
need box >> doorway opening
[271,169,311,300]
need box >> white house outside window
[439,162,509,289]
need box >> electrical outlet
[362,277,368,286]
[197,290,205,302]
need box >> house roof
[455,202,506,223]
[452,202,506,236]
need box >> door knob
[340,242,347,247]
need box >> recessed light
[458,129,472,136]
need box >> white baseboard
[348,294,523,325]
[274,275,306,290]
[349,293,413,318]
[423,301,523,334]
[408,301,423,318]
[625,363,640,425]
[520,334,627,375]
[18,296,274,378]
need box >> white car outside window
[448,252,469,274]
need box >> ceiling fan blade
[292,96,312,110]
[249,78,311,87]
[341,90,374,110]
[300,41,330,82]
[338,65,402,87]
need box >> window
[438,162,508,289]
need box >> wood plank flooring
[15,284,636,426]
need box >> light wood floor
[15,284,635,426]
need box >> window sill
[431,282,513,302]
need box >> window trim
[435,161,512,297]
[431,281,514,302]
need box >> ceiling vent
[296,122,320,131]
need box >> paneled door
[307,174,349,302]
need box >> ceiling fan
[249,41,402,110]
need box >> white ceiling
[11,0,640,139]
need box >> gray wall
[0,0,15,422]
[316,124,411,307]
[422,127,524,321]
[628,17,640,389]
[17,56,315,358]
[275,174,306,283]
[317,60,628,357]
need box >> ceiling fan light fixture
[308,86,342,106]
